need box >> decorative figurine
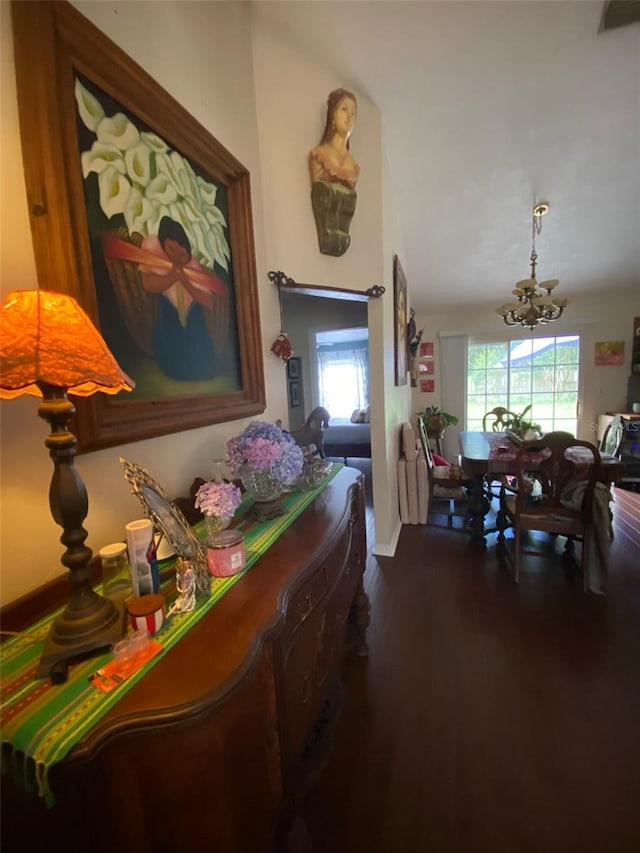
[309,88,360,256]
[167,557,197,616]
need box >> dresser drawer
[281,520,353,649]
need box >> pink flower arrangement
[225,421,304,485]
[194,480,242,520]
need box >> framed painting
[287,357,301,380]
[288,381,301,408]
[420,379,435,393]
[594,341,625,366]
[419,341,434,358]
[418,360,434,375]
[393,255,408,386]
[11,2,265,451]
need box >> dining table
[458,431,626,548]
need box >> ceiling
[256,1,639,315]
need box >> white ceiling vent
[599,1,640,31]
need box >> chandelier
[496,202,568,330]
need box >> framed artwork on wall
[419,341,434,358]
[11,1,265,451]
[420,379,435,393]
[393,255,408,386]
[288,381,301,408]
[418,360,434,375]
[594,341,625,366]
[287,357,301,380]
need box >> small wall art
[595,341,625,366]
[418,360,434,375]
[420,379,435,393]
[419,341,434,358]
[288,381,301,408]
[287,357,301,379]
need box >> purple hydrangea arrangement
[225,421,304,486]
[194,481,242,519]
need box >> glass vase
[240,466,286,521]
[204,514,232,542]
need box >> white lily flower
[146,202,172,236]
[181,194,208,225]
[188,220,211,266]
[197,176,218,208]
[75,78,105,131]
[123,187,154,235]
[98,164,131,219]
[210,228,231,272]
[172,150,195,177]
[125,142,153,188]
[204,205,227,229]
[81,142,126,179]
[140,131,168,154]
[179,168,200,204]
[154,152,183,196]
[96,113,140,151]
[146,173,179,205]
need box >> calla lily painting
[75,74,241,391]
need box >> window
[467,336,580,434]
[315,329,368,421]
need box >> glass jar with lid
[99,542,134,602]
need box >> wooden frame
[11,1,265,451]
[393,255,408,386]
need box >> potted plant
[503,405,542,439]
[420,406,459,438]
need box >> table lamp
[0,289,135,682]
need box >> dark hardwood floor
[302,473,640,852]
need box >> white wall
[251,12,409,556]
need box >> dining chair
[498,432,603,590]
[418,417,472,531]
[599,415,626,458]
[482,406,519,503]
[482,406,518,432]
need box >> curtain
[317,347,369,418]
[438,333,468,461]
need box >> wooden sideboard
[1,467,370,853]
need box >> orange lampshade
[0,289,134,399]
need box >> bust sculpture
[309,88,360,256]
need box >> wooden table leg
[468,473,491,548]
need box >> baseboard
[372,519,402,557]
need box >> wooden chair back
[511,432,601,522]
[417,416,471,530]
[482,406,518,431]
[500,432,603,588]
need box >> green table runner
[0,464,342,804]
